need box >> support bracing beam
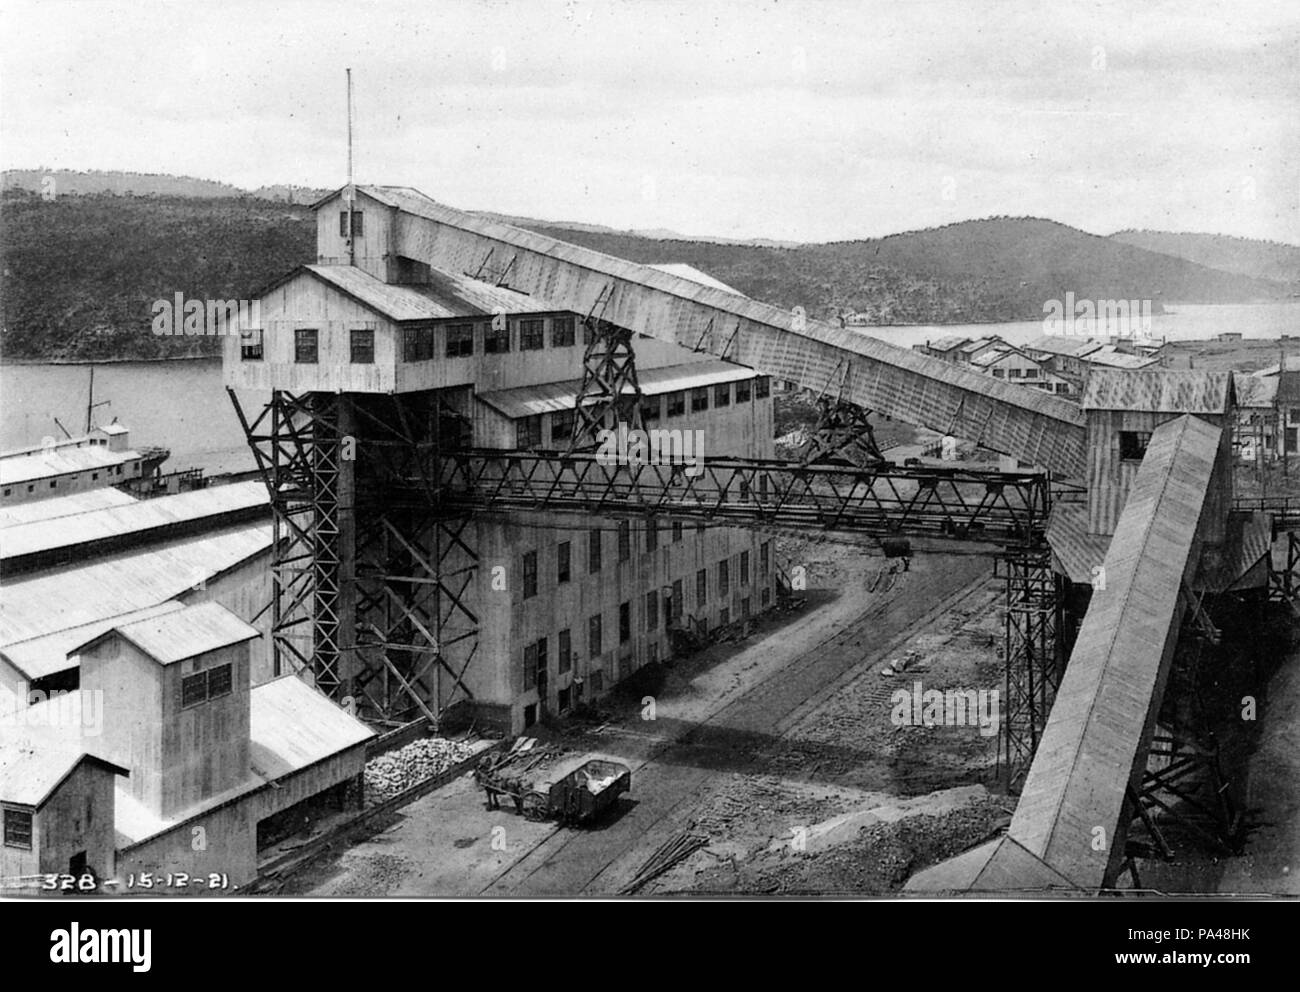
[570,283,645,450]
[995,549,1062,789]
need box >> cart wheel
[521,792,548,821]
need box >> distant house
[1021,335,1105,377]
[1233,371,1279,461]
[914,335,1006,365]
[971,344,1076,397]
[913,336,971,361]
[1085,345,1161,371]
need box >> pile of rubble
[364,736,481,804]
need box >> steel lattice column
[996,549,1062,788]
[570,284,644,450]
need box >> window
[754,377,770,399]
[520,318,545,350]
[589,529,602,573]
[524,640,539,690]
[617,520,631,562]
[517,416,543,450]
[992,368,1005,378]
[691,388,710,413]
[551,409,576,445]
[522,550,540,598]
[350,329,375,364]
[735,379,752,403]
[557,541,571,584]
[3,809,32,850]
[646,522,658,552]
[558,686,572,713]
[589,614,603,657]
[1024,367,1039,379]
[666,392,686,417]
[646,590,659,630]
[740,550,750,586]
[672,520,683,543]
[559,629,572,674]
[446,323,474,357]
[671,579,683,621]
[719,559,730,596]
[719,607,730,627]
[485,321,511,354]
[524,703,537,727]
[207,664,232,699]
[761,588,771,608]
[697,568,708,606]
[1120,430,1151,461]
[295,328,318,364]
[619,601,631,643]
[339,209,363,237]
[404,326,434,361]
[1009,368,1023,379]
[760,541,770,577]
[715,383,731,407]
[642,397,662,426]
[551,316,575,347]
[240,328,263,361]
[181,665,230,709]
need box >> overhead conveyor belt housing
[906,414,1222,893]
[322,186,1089,478]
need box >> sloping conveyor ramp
[905,414,1222,893]
[351,186,1088,478]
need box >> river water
[2,302,1297,475]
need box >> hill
[0,189,314,360]
[1,184,1292,361]
[1,169,330,203]
[1108,229,1300,290]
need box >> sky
[2,0,1297,244]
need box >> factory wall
[33,761,119,878]
[180,554,274,686]
[77,638,164,815]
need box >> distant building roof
[1085,345,1160,370]
[1021,335,1104,359]
[1,480,267,568]
[0,487,138,530]
[249,676,374,779]
[0,722,128,808]
[260,263,567,323]
[1080,370,1235,414]
[646,264,745,297]
[73,602,260,667]
[0,442,144,488]
[0,521,271,655]
[476,359,761,420]
[1276,370,1300,407]
[1233,372,1278,408]
[920,336,971,354]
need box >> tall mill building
[225,185,778,735]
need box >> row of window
[521,531,771,600]
[1,463,132,499]
[514,378,772,449]
[522,579,775,698]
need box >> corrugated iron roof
[1080,370,1234,413]
[249,675,374,779]
[1021,335,1104,358]
[1085,345,1160,370]
[1,602,187,682]
[0,720,128,807]
[1,480,267,563]
[0,443,144,487]
[918,335,970,353]
[646,264,745,297]
[0,522,271,649]
[476,359,761,420]
[1233,372,1278,408]
[0,488,138,530]
[292,263,566,321]
[78,601,260,667]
